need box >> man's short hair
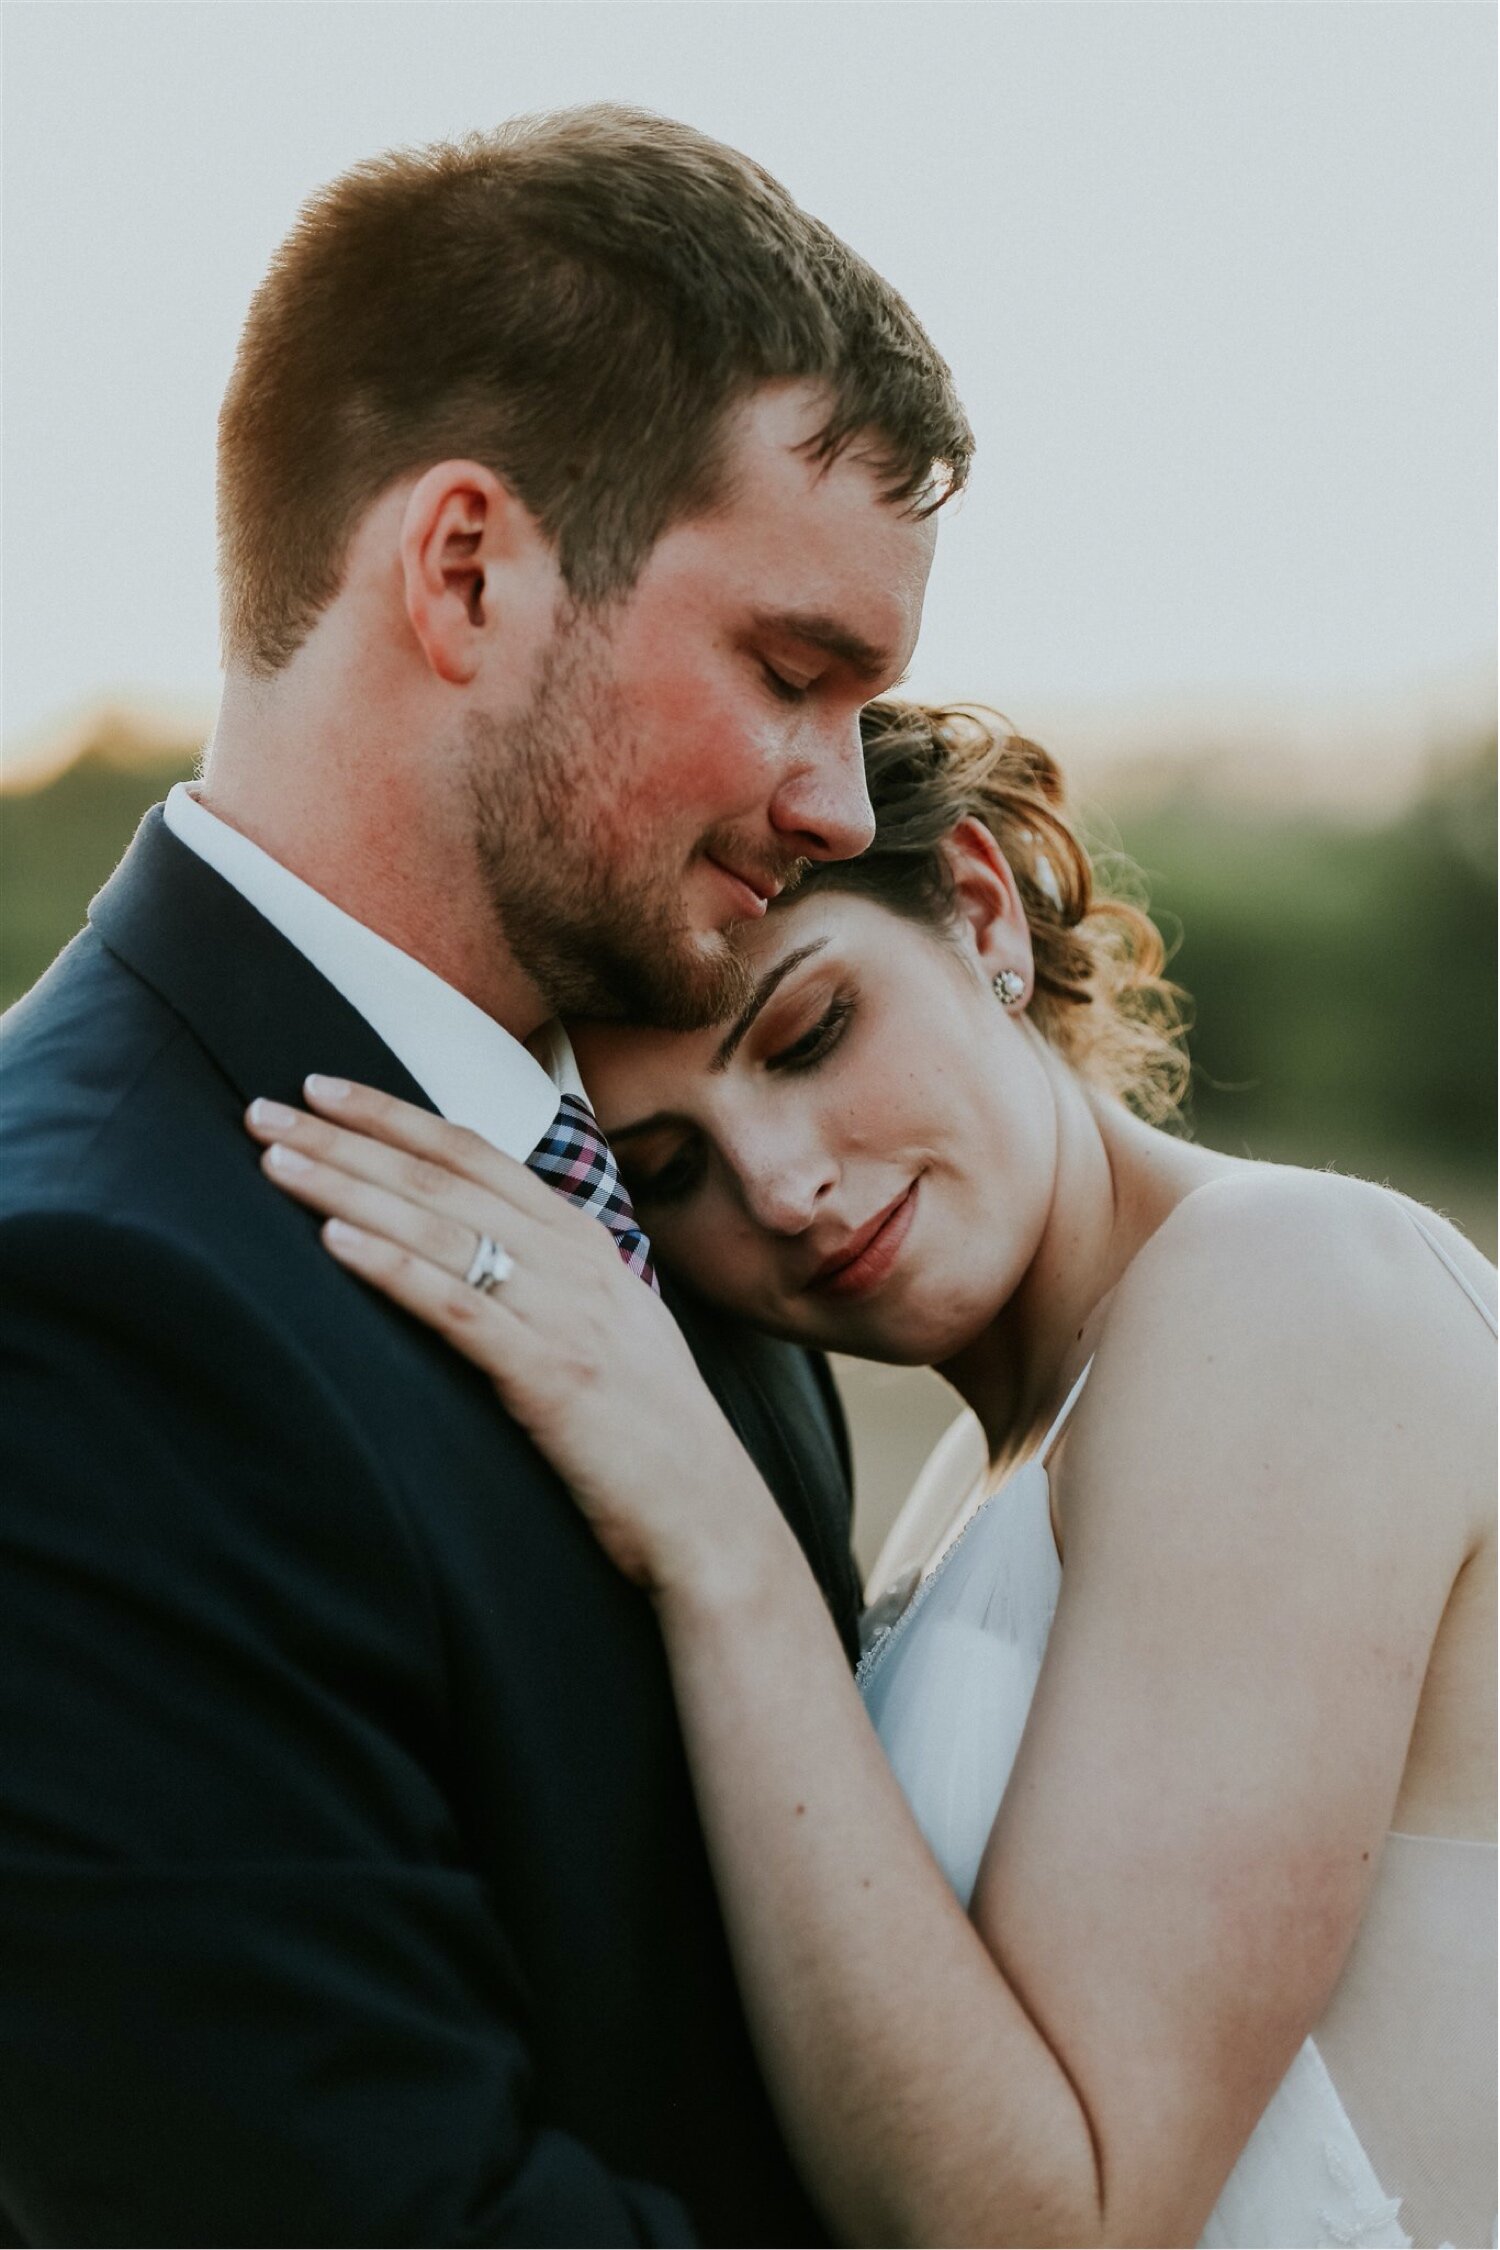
[217,105,974,674]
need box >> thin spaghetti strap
[1040,1356,1095,1464]
[1403,1208,1498,1338]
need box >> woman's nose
[738,1145,838,1236]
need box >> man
[0,107,969,2245]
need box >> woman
[246,701,1496,2248]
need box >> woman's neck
[938,1054,1233,1473]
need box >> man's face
[468,383,938,1029]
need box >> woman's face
[570,871,1061,1367]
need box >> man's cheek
[637,697,779,820]
[647,661,735,746]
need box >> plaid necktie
[526,1092,660,1293]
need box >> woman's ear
[941,816,1035,1004]
[398,460,558,687]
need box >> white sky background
[3,1,1495,786]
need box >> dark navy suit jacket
[0,810,862,2247]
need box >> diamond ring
[463,1233,514,1294]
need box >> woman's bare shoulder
[1062,1162,1492,1564]
[1114,1162,1492,1349]
[1386,1186,1497,1317]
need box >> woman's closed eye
[625,1134,708,1209]
[766,993,854,1074]
[622,996,854,1205]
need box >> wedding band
[463,1233,514,1294]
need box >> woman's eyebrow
[712,941,829,1073]
[608,941,833,1140]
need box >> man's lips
[805,1180,920,1299]
[706,856,783,919]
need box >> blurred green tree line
[3,728,1494,1249]
[1109,741,1495,1247]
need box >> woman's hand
[245,1076,776,1596]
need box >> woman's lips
[807,1180,920,1300]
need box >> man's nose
[768,714,876,863]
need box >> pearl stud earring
[993,970,1026,1008]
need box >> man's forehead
[641,504,931,684]
[717,384,938,543]
[723,486,935,675]
[627,382,937,670]
[717,378,854,467]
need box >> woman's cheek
[728,1219,792,1325]
[650,1203,752,1314]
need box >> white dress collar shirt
[163,782,586,1159]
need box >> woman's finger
[259,1138,540,1282]
[302,1076,567,1225]
[318,1217,547,1397]
[244,1096,581,1255]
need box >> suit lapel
[90,805,443,1120]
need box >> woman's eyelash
[768,994,854,1073]
[630,997,854,1202]
[630,1140,707,1207]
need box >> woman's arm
[654,1515,1104,2247]
[956,1173,1485,2239]
[249,1093,1482,2247]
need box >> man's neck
[202,685,547,1036]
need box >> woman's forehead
[568,895,842,1125]
[568,1012,714,1119]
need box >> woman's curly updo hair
[788,700,1190,1124]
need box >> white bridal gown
[858,1209,1497,2250]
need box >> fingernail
[305,1074,351,1103]
[325,1218,366,1251]
[248,1098,299,1132]
[265,1142,313,1176]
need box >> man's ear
[398,460,557,686]
[941,815,1036,1002]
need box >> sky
[3,1,1495,785]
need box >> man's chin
[543,923,754,1033]
[612,930,755,1033]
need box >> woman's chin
[800,1290,996,1372]
[663,1267,994,1373]
[891,1276,1009,1364]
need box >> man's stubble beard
[464,617,762,1031]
